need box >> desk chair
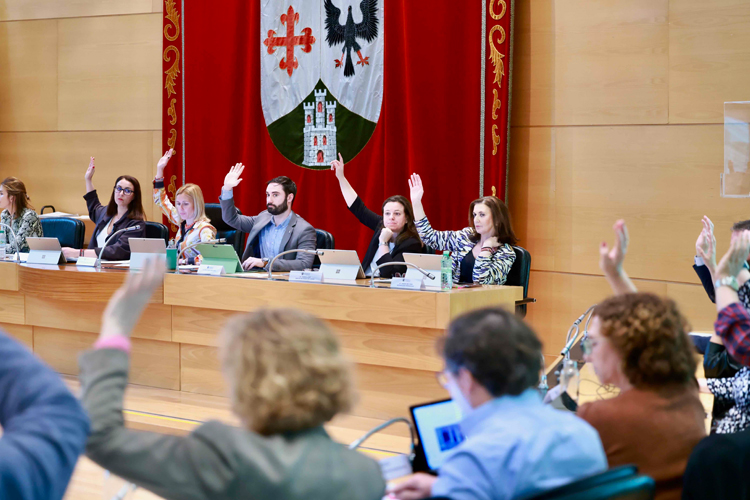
[528,466,654,500]
[205,203,245,257]
[40,217,86,249]
[312,228,335,269]
[506,245,535,318]
[145,221,169,244]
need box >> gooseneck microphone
[0,222,21,263]
[369,261,435,288]
[175,238,226,274]
[266,248,321,280]
[95,225,142,268]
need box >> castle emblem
[303,89,337,167]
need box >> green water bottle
[440,251,452,291]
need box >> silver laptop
[26,237,67,264]
[403,253,442,288]
[317,249,366,280]
[129,238,167,269]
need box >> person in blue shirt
[0,330,90,500]
[389,307,607,500]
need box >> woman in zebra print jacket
[408,174,517,285]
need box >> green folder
[195,243,243,274]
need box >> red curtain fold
[163,0,513,258]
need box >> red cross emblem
[263,6,316,77]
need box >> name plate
[76,257,97,267]
[197,264,226,276]
[391,277,425,290]
[289,270,324,283]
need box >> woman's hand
[85,157,96,192]
[599,219,628,278]
[387,473,437,500]
[484,236,500,248]
[330,153,345,180]
[408,173,425,204]
[156,149,174,179]
[379,227,393,245]
[99,258,165,341]
[716,230,750,280]
[61,247,79,260]
[223,163,245,191]
[696,216,717,276]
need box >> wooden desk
[0,263,522,422]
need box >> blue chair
[205,203,245,258]
[40,217,85,249]
[528,466,654,500]
[506,245,535,318]
[145,221,169,244]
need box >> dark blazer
[79,348,385,500]
[348,197,424,278]
[0,330,90,500]
[220,194,316,271]
[693,263,716,303]
[84,190,146,261]
[682,429,750,500]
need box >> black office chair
[40,217,86,249]
[528,466,654,500]
[505,245,535,318]
[145,221,169,244]
[205,203,245,257]
[312,228,335,269]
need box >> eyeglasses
[115,186,134,196]
[581,338,594,356]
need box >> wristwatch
[715,276,740,292]
[261,257,270,267]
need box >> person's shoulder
[21,208,39,219]
[577,396,624,425]
[291,212,315,231]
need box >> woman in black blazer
[62,157,146,262]
[331,154,423,278]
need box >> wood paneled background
[509,0,750,355]
[1,0,749,359]
[0,1,163,221]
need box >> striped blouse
[153,184,216,263]
[415,217,515,285]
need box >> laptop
[409,399,465,473]
[195,243,243,274]
[26,237,68,264]
[129,238,167,269]
[317,249,366,280]
[403,253,442,288]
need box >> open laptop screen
[410,399,465,471]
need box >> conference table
[0,261,522,421]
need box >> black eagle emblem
[324,0,379,77]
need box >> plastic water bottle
[440,251,452,291]
[0,228,6,260]
[559,358,580,405]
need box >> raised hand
[599,219,629,278]
[223,163,245,191]
[696,216,717,275]
[716,230,750,280]
[156,149,174,178]
[85,157,95,181]
[408,173,424,204]
[99,257,165,340]
[330,152,345,180]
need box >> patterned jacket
[153,183,216,264]
[415,217,515,285]
[1,208,43,253]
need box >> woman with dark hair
[408,173,516,285]
[62,157,146,261]
[331,154,423,278]
[0,177,43,254]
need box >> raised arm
[713,231,750,367]
[599,219,637,295]
[409,173,426,221]
[85,156,95,193]
[153,150,180,225]
[331,153,358,207]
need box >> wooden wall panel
[1,322,32,348]
[57,14,162,131]
[511,0,668,126]
[0,290,24,324]
[172,306,234,347]
[669,0,750,124]
[0,20,57,131]
[34,327,179,389]
[0,0,155,21]
[0,262,18,291]
[0,131,160,219]
[180,344,225,397]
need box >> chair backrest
[39,217,86,249]
[530,466,639,500]
[505,245,531,297]
[312,228,335,269]
[204,203,245,257]
[551,475,654,500]
[145,221,169,244]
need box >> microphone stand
[266,248,320,280]
[560,304,596,360]
[174,238,226,274]
[96,224,142,268]
[349,417,416,458]
[369,262,435,288]
[0,222,21,263]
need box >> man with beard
[220,163,317,271]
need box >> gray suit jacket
[79,349,386,500]
[220,194,317,271]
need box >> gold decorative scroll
[166,175,179,231]
[164,46,180,99]
[492,124,500,155]
[168,98,177,126]
[492,89,501,120]
[489,0,506,21]
[488,25,506,89]
[164,0,180,42]
[168,129,177,151]
[491,186,497,197]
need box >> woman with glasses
[61,157,146,261]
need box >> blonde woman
[154,149,216,264]
[78,259,385,500]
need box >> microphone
[560,304,596,359]
[95,224,142,268]
[175,238,227,273]
[0,222,21,263]
[266,248,321,280]
[369,261,435,288]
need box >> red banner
[162,0,514,257]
